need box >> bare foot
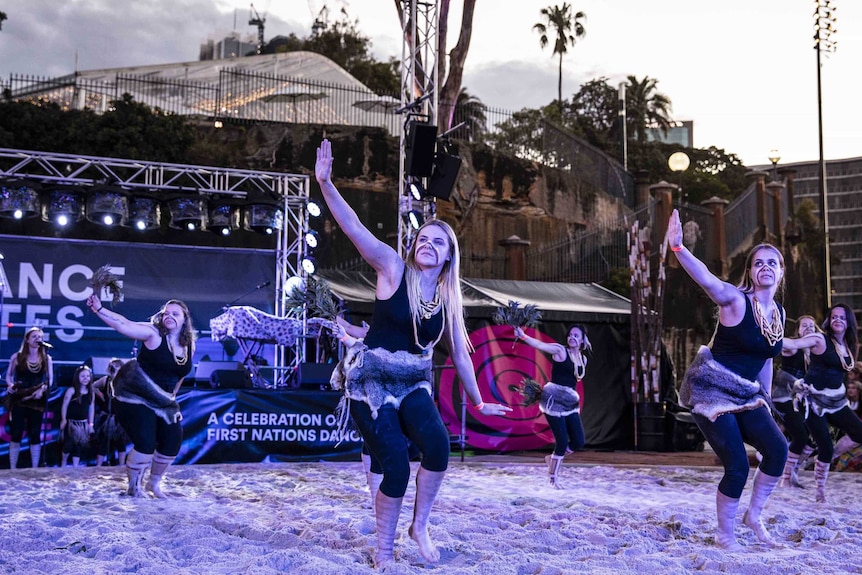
[742,512,777,547]
[146,479,167,498]
[374,550,394,568]
[408,524,440,563]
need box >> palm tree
[625,75,673,142]
[452,87,487,142]
[533,3,586,112]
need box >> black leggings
[114,401,182,456]
[692,406,787,499]
[546,412,585,456]
[350,388,449,498]
[775,400,811,454]
[9,406,43,443]
[806,406,862,462]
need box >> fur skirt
[679,346,769,422]
[539,382,581,417]
[63,419,91,450]
[112,360,182,425]
[793,381,848,417]
[772,368,798,404]
[330,344,433,419]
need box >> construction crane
[249,3,266,54]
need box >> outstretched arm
[782,333,826,354]
[87,294,160,346]
[668,209,743,319]
[448,328,512,417]
[315,139,401,287]
[514,327,566,361]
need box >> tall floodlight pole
[814,0,837,310]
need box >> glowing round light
[102,214,115,226]
[57,214,69,226]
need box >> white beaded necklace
[167,337,188,366]
[752,297,784,346]
[832,337,855,372]
[569,349,586,380]
[412,303,445,356]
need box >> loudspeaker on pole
[427,153,462,201]
[405,123,438,178]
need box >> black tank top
[779,350,807,379]
[711,294,783,382]
[66,391,92,420]
[550,353,579,388]
[804,337,850,392]
[363,272,444,354]
[137,337,192,393]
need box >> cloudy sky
[1,0,858,167]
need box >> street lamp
[668,151,690,203]
[768,149,781,182]
[814,0,837,310]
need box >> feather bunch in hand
[284,276,341,320]
[508,377,543,407]
[492,300,542,329]
[90,265,123,306]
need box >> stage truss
[0,147,310,382]
[397,0,440,257]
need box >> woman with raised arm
[669,209,787,550]
[783,303,862,502]
[316,139,511,567]
[85,295,195,497]
[513,325,589,488]
[773,316,818,487]
[4,326,53,468]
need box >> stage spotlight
[301,256,317,275]
[404,209,424,230]
[208,202,239,237]
[0,179,41,220]
[307,200,322,218]
[407,179,425,201]
[86,187,129,227]
[128,195,161,231]
[304,230,319,249]
[167,196,208,231]
[41,187,84,227]
[244,202,283,235]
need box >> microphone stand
[222,282,271,311]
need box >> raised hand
[315,139,333,184]
[667,209,683,250]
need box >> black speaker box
[427,153,462,201]
[210,369,252,389]
[405,123,438,177]
[299,362,336,390]
[195,361,243,383]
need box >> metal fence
[7,72,633,204]
[526,202,654,284]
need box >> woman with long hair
[4,326,53,468]
[669,209,788,550]
[85,295,196,497]
[316,139,511,567]
[773,315,818,487]
[514,324,590,488]
[783,303,862,502]
[59,365,95,467]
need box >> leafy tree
[0,11,7,30]
[564,76,619,154]
[624,75,673,143]
[263,11,399,96]
[533,3,586,113]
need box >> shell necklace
[831,337,855,372]
[569,349,586,381]
[166,337,188,366]
[418,286,442,320]
[752,297,783,346]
